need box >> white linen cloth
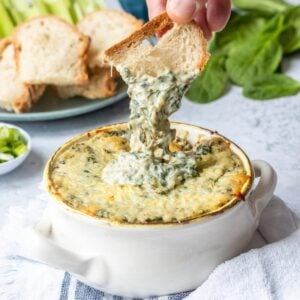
[0,195,299,300]
[187,196,300,300]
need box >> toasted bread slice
[105,12,209,78]
[77,9,142,68]
[56,68,118,99]
[14,16,90,86]
[0,38,45,113]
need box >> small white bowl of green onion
[0,123,31,175]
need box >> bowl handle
[250,160,277,221]
[23,216,108,286]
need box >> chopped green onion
[0,126,28,164]
[0,153,14,162]
[13,143,28,156]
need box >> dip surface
[48,126,249,224]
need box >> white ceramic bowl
[0,122,31,175]
[24,123,277,298]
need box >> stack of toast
[0,9,142,113]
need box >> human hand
[146,0,231,39]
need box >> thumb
[166,0,203,23]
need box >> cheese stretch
[102,68,199,193]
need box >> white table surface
[0,2,300,226]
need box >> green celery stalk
[43,0,75,23]
[94,0,105,9]
[3,0,25,25]
[76,0,91,14]
[13,0,44,20]
[33,0,51,16]
[0,1,15,37]
[70,1,84,22]
[77,0,104,15]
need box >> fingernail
[168,0,198,22]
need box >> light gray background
[0,0,300,225]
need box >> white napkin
[0,195,299,300]
[187,196,300,300]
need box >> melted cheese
[49,129,249,224]
[102,69,200,193]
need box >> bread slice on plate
[0,38,45,113]
[14,16,90,86]
[77,9,142,68]
[56,67,118,99]
[55,10,141,100]
[105,12,209,78]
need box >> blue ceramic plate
[0,83,127,122]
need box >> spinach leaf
[186,54,228,103]
[243,74,300,99]
[280,6,300,54]
[232,0,291,14]
[225,16,284,86]
[209,12,267,54]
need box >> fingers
[166,0,206,23]
[206,0,231,32]
[146,0,167,19]
[146,0,231,39]
[194,7,212,40]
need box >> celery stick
[77,0,103,14]
[71,2,84,22]
[12,0,42,20]
[3,0,24,25]
[0,1,15,37]
[65,0,80,22]
[33,0,50,16]
[76,0,88,14]
[94,0,105,9]
[43,0,75,23]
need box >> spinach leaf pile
[186,0,300,102]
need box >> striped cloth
[60,272,191,300]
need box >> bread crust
[56,68,118,99]
[0,38,45,113]
[13,15,90,85]
[77,8,143,28]
[105,12,210,71]
[13,85,46,113]
[0,37,12,54]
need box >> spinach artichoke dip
[48,67,249,224]
[48,16,249,224]
[48,125,249,223]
